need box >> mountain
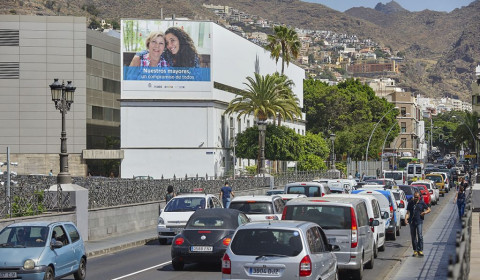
[1,0,479,101]
[374,1,408,14]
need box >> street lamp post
[330,133,336,169]
[365,106,398,175]
[381,122,398,171]
[49,79,76,184]
[258,120,267,174]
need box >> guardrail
[447,189,472,280]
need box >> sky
[303,0,474,12]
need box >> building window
[247,120,250,128]
[401,122,406,133]
[92,106,103,120]
[86,44,92,58]
[401,107,407,117]
[103,78,120,94]
[230,117,234,139]
[237,119,241,133]
[221,116,225,148]
[401,138,407,148]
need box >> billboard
[121,20,212,96]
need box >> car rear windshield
[285,205,351,229]
[286,186,321,197]
[231,228,302,256]
[186,216,229,229]
[384,172,403,180]
[165,197,206,212]
[399,186,413,195]
[229,201,273,214]
[426,176,442,183]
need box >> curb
[86,236,158,258]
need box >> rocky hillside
[1,0,479,100]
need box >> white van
[383,170,406,185]
[406,163,424,181]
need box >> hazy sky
[303,0,474,12]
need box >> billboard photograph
[121,20,212,94]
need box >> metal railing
[447,189,472,280]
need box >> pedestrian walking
[405,191,431,257]
[454,186,466,219]
[165,185,175,203]
[219,181,235,208]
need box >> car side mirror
[382,212,390,219]
[370,219,380,226]
[328,244,341,252]
[51,240,63,249]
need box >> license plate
[191,246,213,252]
[249,267,280,276]
[0,272,17,278]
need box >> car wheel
[378,242,385,252]
[159,238,167,245]
[365,250,374,269]
[373,241,378,258]
[172,259,184,271]
[442,193,445,197]
[396,226,400,236]
[352,255,363,280]
[43,267,54,280]
[391,228,397,241]
[74,258,87,280]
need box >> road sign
[465,154,476,158]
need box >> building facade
[120,20,306,179]
[0,15,121,176]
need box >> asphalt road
[83,190,455,280]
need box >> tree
[304,78,398,160]
[265,25,300,74]
[225,72,301,173]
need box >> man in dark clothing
[405,191,431,257]
[219,181,235,208]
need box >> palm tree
[225,73,301,173]
[454,111,479,154]
[266,25,301,75]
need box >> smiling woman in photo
[164,27,200,67]
[129,31,169,67]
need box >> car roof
[285,196,361,207]
[285,182,325,186]
[6,221,70,227]
[238,220,313,230]
[173,193,216,198]
[232,195,280,202]
[189,208,242,219]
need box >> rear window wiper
[255,254,289,260]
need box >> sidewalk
[469,212,480,279]
[85,228,158,258]
[391,192,462,279]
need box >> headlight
[158,217,165,225]
[23,259,35,270]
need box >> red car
[411,184,431,206]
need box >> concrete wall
[0,212,76,230]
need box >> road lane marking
[111,261,172,280]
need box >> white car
[391,189,408,225]
[157,193,223,245]
[228,195,285,221]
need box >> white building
[120,20,306,179]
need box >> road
[81,191,455,280]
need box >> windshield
[231,228,302,256]
[0,226,49,248]
[165,197,206,212]
[285,205,351,230]
[426,176,442,183]
[384,172,403,180]
[229,201,273,214]
[399,186,413,195]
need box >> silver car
[222,220,339,280]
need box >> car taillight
[282,206,287,220]
[390,205,394,218]
[174,237,184,245]
[350,207,358,248]
[265,215,277,220]
[299,255,312,277]
[369,217,375,232]
[222,253,231,274]
[222,238,231,246]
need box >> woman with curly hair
[164,27,200,67]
